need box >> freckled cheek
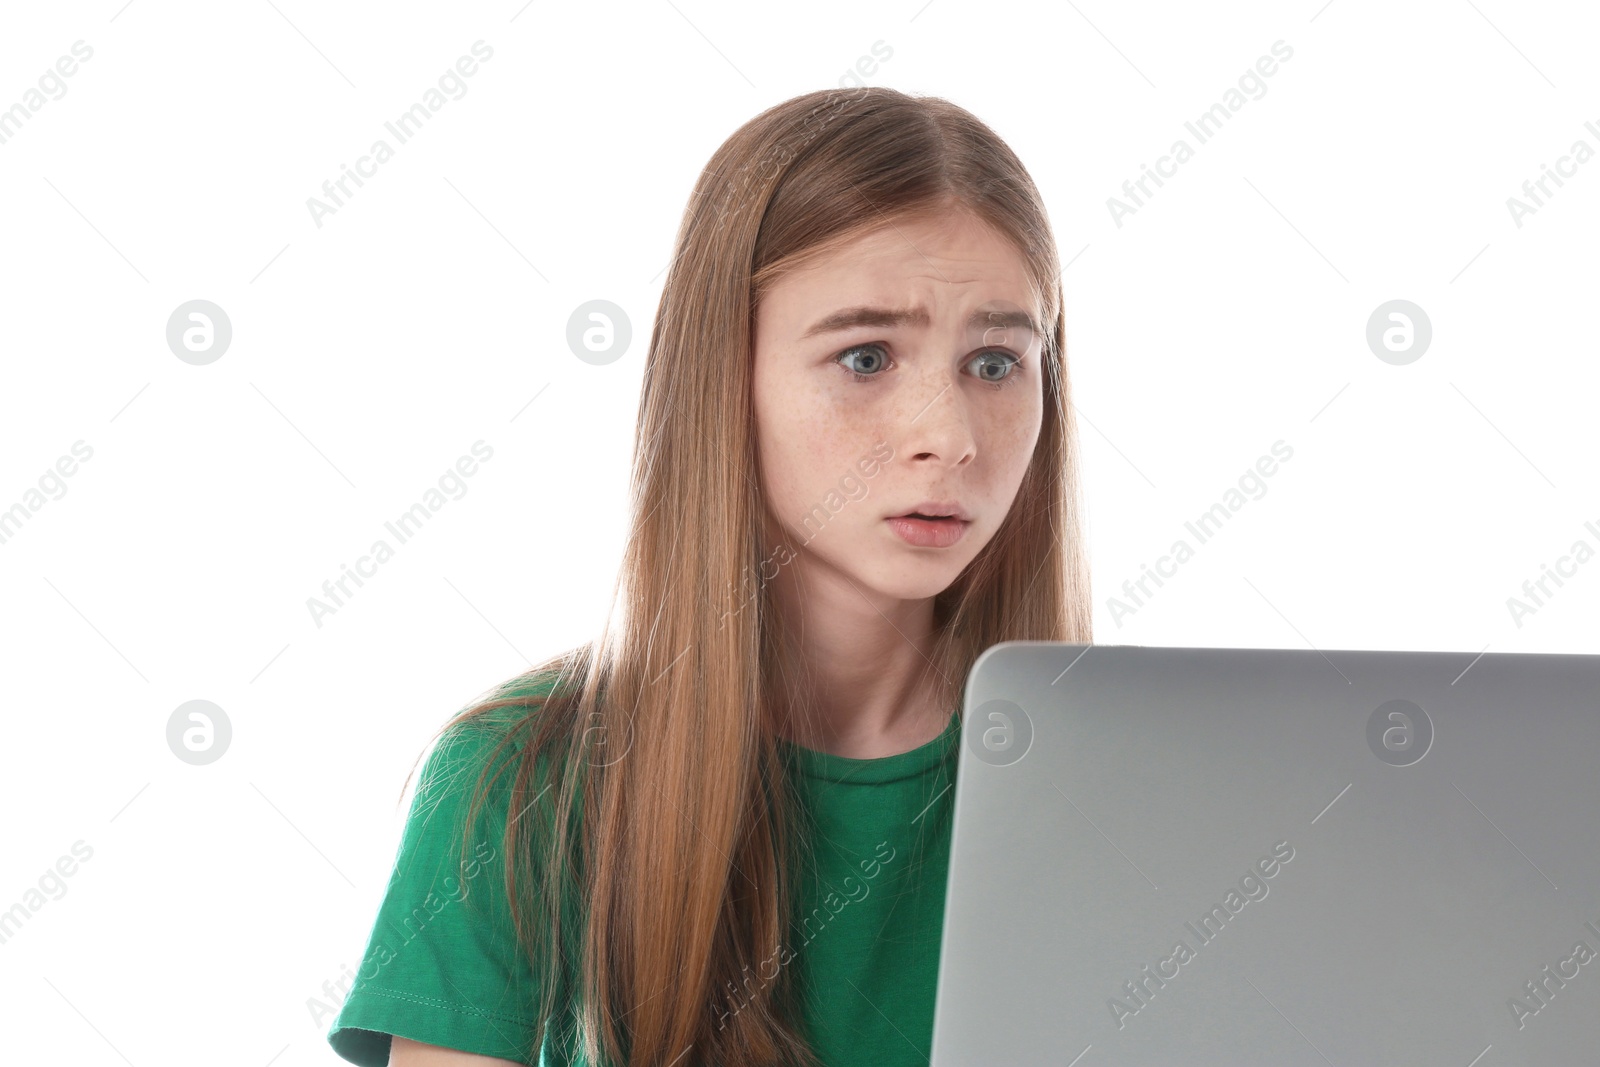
[982,403,1040,459]
[761,406,838,512]
[755,390,804,505]
[792,380,873,456]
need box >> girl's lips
[886,515,970,548]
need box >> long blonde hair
[424,86,1092,1067]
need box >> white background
[0,0,1595,1063]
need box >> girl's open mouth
[886,515,970,548]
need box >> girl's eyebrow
[800,304,1039,339]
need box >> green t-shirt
[325,699,959,1066]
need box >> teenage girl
[326,85,1092,1067]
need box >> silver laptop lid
[931,642,1600,1067]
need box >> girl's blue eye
[837,344,891,378]
[834,344,1024,388]
[969,351,1022,385]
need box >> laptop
[931,642,1600,1067]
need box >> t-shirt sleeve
[325,716,557,1066]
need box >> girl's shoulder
[413,668,571,806]
[446,666,573,748]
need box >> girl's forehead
[762,235,1037,320]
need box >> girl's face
[751,209,1046,602]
